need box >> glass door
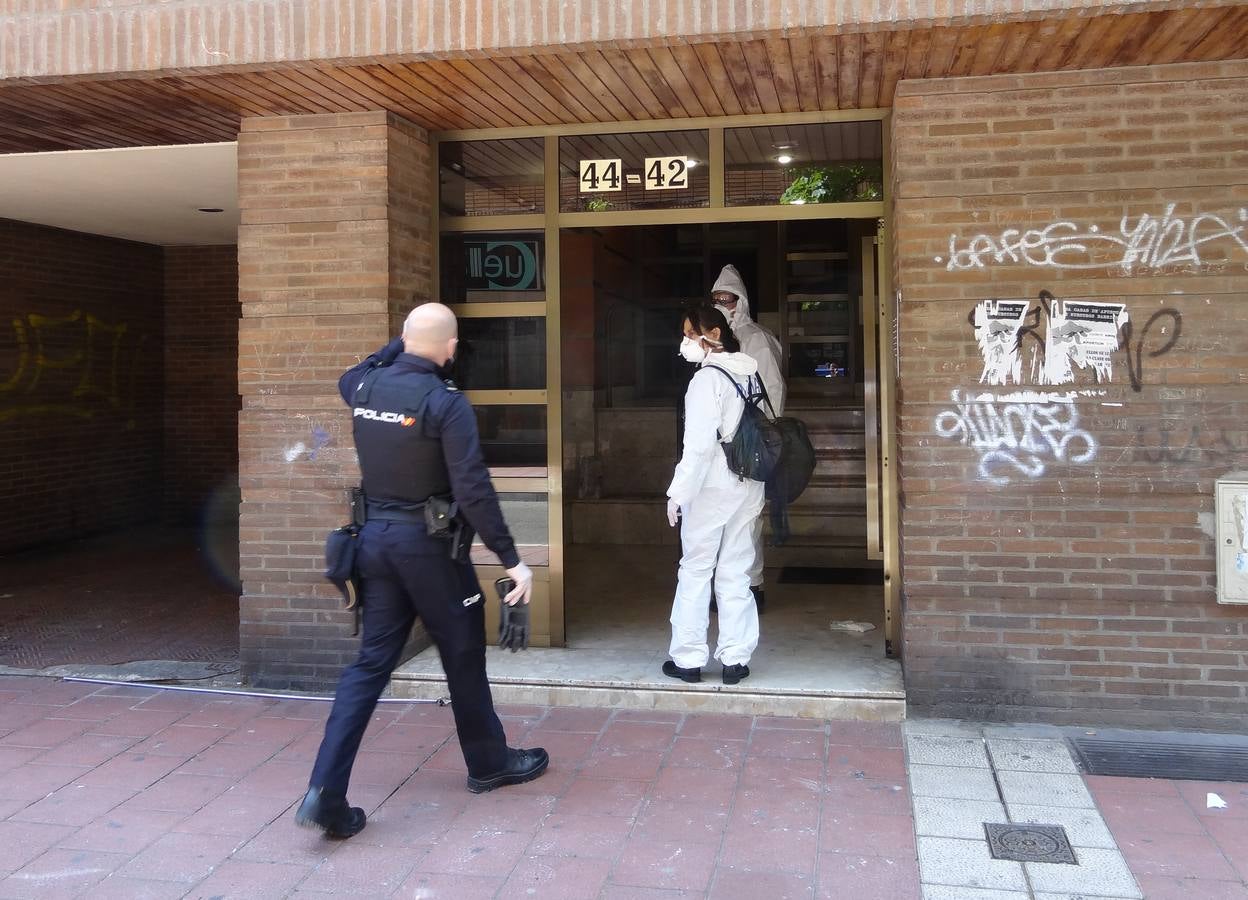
[436,135,563,646]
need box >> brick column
[237,110,432,690]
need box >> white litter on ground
[829,621,876,633]
[1208,793,1228,809]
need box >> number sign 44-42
[644,156,690,190]
[579,158,622,193]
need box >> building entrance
[552,220,898,704]
[393,112,902,716]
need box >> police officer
[296,303,547,839]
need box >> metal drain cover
[985,823,1077,864]
[1069,734,1248,783]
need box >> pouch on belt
[324,524,362,636]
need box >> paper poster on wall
[1040,300,1128,385]
[973,299,1030,386]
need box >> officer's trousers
[309,521,509,796]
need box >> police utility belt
[323,489,474,635]
[364,494,474,562]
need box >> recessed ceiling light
[686,158,699,168]
[776,154,793,165]
[197,207,224,213]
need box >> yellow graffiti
[0,310,142,426]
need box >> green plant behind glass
[779,162,883,204]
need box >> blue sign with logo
[464,238,543,292]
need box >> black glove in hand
[494,577,529,653]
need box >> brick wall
[891,59,1248,730]
[0,218,163,552]
[163,245,240,524]
[237,110,432,690]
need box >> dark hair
[684,302,740,353]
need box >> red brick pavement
[0,676,918,899]
[1089,773,1248,899]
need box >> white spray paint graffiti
[934,390,1099,485]
[940,205,1248,274]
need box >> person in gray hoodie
[710,264,785,613]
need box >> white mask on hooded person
[714,304,734,324]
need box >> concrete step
[787,405,865,433]
[815,456,866,478]
[569,498,677,546]
[766,542,879,568]
[809,430,867,452]
[768,509,868,539]
[792,481,867,508]
[391,672,904,721]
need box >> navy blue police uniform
[307,338,520,799]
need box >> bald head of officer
[402,302,459,366]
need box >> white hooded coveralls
[711,264,785,589]
[667,351,765,669]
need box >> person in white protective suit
[710,264,785,614]
[663,304,765,686]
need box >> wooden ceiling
[1,5,1246,153]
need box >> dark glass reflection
[472,405,547,467]
[450,317,546,391]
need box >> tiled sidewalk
[904,720,1248,900]
[905,721,1142,898]
[0,675,918,899]
[1090,773,1248,899]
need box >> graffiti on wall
[1,311,146,426]
[935,389,1099,485]
[938,290,1183,484]
[1121,309,1183,394]
[938,205,1248,274]
[282,425,332,464]
[1134,422,1248,466]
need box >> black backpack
[706,366,817,545]
[706,366,784,483]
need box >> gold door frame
[431,108,898,654]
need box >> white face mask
[679,336,707,364]
[679,334,720,364]
[714,303,734,323]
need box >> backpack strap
[753,376,778,419]
[703,364,750,402]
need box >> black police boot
[466,747,550,794]
[295,786,367,838]
[722,663,751,685]
[751,585,765,615]
[662,660,702,683]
